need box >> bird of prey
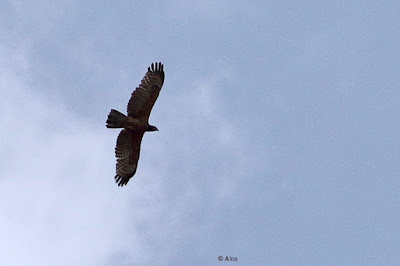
[106,62,165,186]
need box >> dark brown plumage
[106,62,165,186]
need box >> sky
[1,0,400,265]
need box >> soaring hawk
[106,62,165,186]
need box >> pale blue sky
[1,1,400,265]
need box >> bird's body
[107,109,147,131]
[106,62,164,186]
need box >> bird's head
[147,125,159,132]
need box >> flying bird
[106,62,165,186]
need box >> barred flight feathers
[127,62,165,120]
[114,129,144,186]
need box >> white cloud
[0,44,139,266]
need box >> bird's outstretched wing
[114,129,144,186]
[127,62,165,120]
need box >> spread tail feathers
[106,109,127,128]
